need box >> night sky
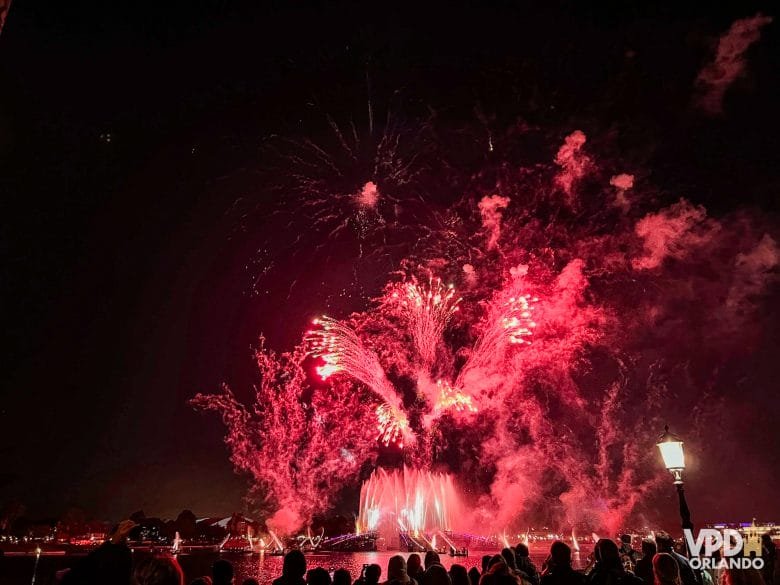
[1,1,779,523]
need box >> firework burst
[305,315,410,445]
[385,275,461,367]
[195,113,778,536]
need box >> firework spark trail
[385,275,461,368]
[191,339,377,534]
[433,379,477,413]
[376,403,410,447]
[255,102,434,266]
[455,288,537,400]
[305,316,411,445]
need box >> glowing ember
[502,294,537,344]
[376,403,410,447]
[434,380,476,413]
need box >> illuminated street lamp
[657,425,685,484]
[657,425,694,535]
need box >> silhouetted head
[212,559,234,585]
[283,550,307,580]
[449,564,469,585]
[86,537,133,583]
[133,556,184,585]
[595,539,621,568]
[408,554,423,578]
[500,548,517,570]
[654,532,674,554]
[189,579,212,585]
[365,563,382,585]
[487,556,505,573]
[653,553,681,585]
[550,540,572,569]
[722,567,765,585]
[515,543,530,558]
[307,567,332,585]
[620,535,632,546]
[333,568,352,585]
[388,555,410,582]
[468,567,481,585]
[242,579,260,585]
[424,564,452,585]
[641,539,657,558]
[481,556,492,573]
[424,551,442,570]
[479,575,495,585]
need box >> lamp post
[656,426,694,542]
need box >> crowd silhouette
[53,524,777,585]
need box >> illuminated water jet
[356,467,464,545]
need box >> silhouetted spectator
[653,553,681,585]
[357,564,382,585]
[480,571,520,585]
[721,566,766,585]
[273,550,308,585]
[308,567,332,585]
[408,555,424,582]
[488,562,511,577]
[212,559,235,585]
[190,578,212,585]
[61,519,135,585]
[634,540,657,585]
[242,580,260,585]
[469,567,482,585]
[386,555,413,584]
[451,564,470,585]
[588,539,642,585]
[516,544,540,585]
[425,551,443,569]
[502,549,519,572]
[541,541,586,585]
[483,557,494,574]
[620,536,639,571]
[133,556,185,585]
[334,568,353,585]
[654,533,697,585]
[423,564,452,585]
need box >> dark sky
[1,1,778,522]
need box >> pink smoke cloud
[555,130,591,201]
[610,173,634,191]
[478,194,511,250]
[633,199,719,270]
[356,180,380,208]
[610,173,635,212]
[726,233,779,313]
[695,13,773,114]
[462,263,477,286]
